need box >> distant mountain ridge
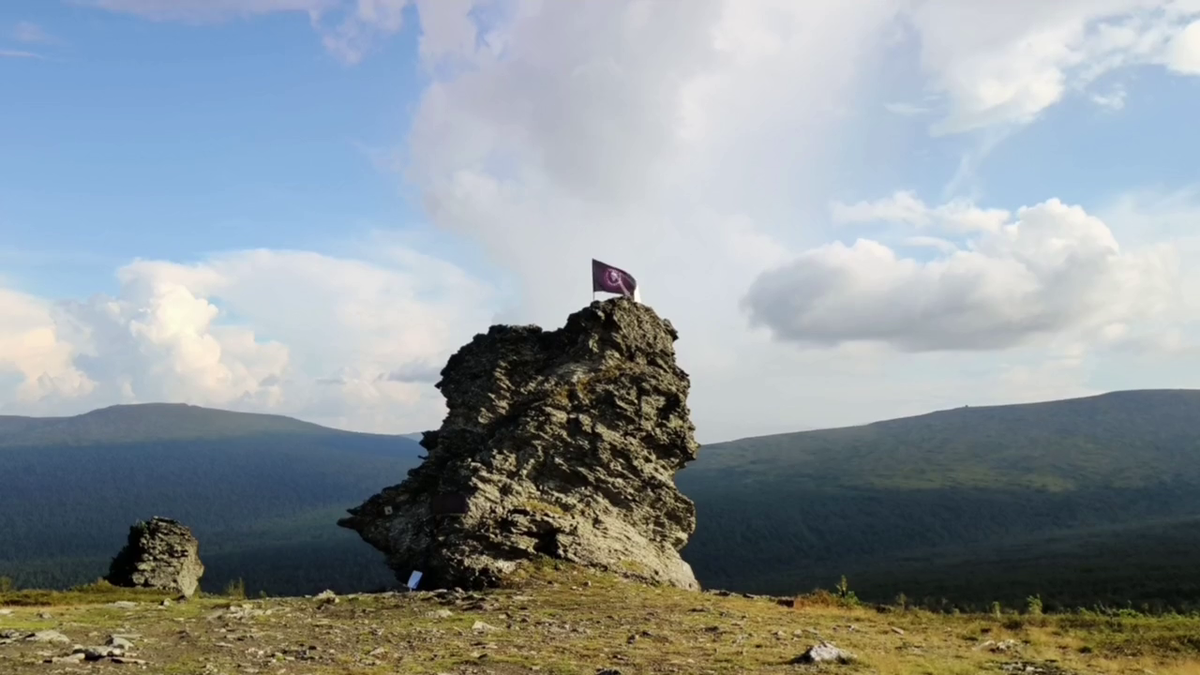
[690,389,1200,491]
[0,403,350,448]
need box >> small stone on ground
[791,641,855,665]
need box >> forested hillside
[0,404,423,595]
[8,392,1200,610]
[677,389,1200,611]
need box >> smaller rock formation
[106,517,204,597]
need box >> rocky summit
[105,517,205,598]
[339,297,701,591]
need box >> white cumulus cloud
[903,0,1200,134]
[0,247,495,433]
[24,0,1200,441]
[397,0,910,440]
[832,191,1011,234]
[385,0,1200,440]
[743,197,1180,352]
[0,289,94,406]
[1166,19,1200,72]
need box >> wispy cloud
[78,0,334,22]
[0,245,118,267]
[1090,85,1128,111]
[317,0,408,65]
[78,0,408,65]
[884,102,931,116]
[12,21,53,44]
[382,359,442,383]
[0,49,44,60]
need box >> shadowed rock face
[106,517,204,597]
[339,298,701,591]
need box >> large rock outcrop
[106,517,204,597]
[339,297,701,591]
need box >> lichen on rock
[105,517,204,597]
[338,297,701,591]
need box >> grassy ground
[3,565,1200,674]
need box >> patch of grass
[792,588,859,610]
[0,578,172,607]
[5,567,1200,674]
[1054,613,1200,658]
[616,559,649,575]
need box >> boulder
[106,517,204,597]
[339,297,701,590]
[792,641,855,664]
[25,630,71,644]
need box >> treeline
[677,482,1200,612]
[679,484,1200,578]
[0,535,400,597]
[0,434,420,596]
[0,437,418,559]
[674,392,1200,611]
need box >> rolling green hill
[0,404,424,596]
[676,389,1200,611]
[7,391,1200,611]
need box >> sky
[3,0,1200,443]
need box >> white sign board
[406,570,423,590]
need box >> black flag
[591,259,638,299]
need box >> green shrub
[793,589,846,609]
[834,575,859,605]
[0,577,13,593]
[1003,616,1025,630]
[223,578,246,599]
[1026,594,1044,616]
